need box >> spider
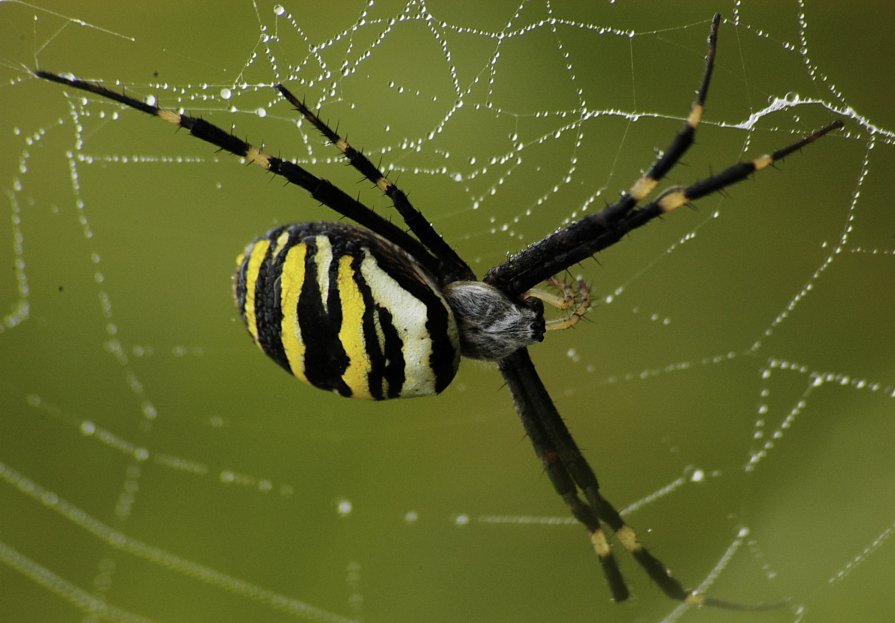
[37,14,841,609]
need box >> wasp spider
[37,13,841,609]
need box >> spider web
[1,1,893,622]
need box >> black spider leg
[500,349,788,609]
[498,348,629,602]
[486,13,721,296]
[487,119,842,296]
[34,70,443,279]
[275,85,476,284]
[584,120,845,255]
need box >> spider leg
[275,85,475,283]
[34,70,443,278]
[486,119,842,297]
[498,348,629,602]
[500,349,695,602]
[500,348,700,603]
[565,119,846,271]
[500,349,784,609]
[612,13,720,218]
[483,14,718,296]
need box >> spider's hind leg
[274,84,474,282]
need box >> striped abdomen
[234,222,460,400]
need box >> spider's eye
[234,221,461,400]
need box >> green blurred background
[1,2,893,622]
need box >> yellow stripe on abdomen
[279,242,310,384]
[242,239,271,344]
[336,254,373,399]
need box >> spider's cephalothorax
[37,13,842,611]
[443,281,545,360]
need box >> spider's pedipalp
[525,276,592,332]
